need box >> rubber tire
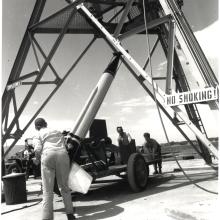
[127,153,149,192]
[7,164,22,174]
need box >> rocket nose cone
[104,53,121,77]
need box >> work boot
[153,170,158,175]
[159,169,162,174]
[67,213,76,220]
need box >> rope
[1,198,42,215]
[142,0,218,195]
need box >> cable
[142,0,218,195]
[1,198,42,215]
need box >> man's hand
[32,157,40,166]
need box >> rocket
[67,53,121,150]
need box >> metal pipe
[165,19,175,94]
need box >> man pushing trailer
[143,133,162,174]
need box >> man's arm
[151,139,158,155]
[142,142,149,154]
[127,133,132,142]
[32,136,43,162]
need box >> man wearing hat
[33,118,75,220]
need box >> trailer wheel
[127,153,149,192]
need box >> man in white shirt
[117,126,132,146]
[117,126,133,164]
[33,118,75,220]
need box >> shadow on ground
[55,169,217,219]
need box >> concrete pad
[1,159,219,220]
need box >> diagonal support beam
[107,6,125,23]
[2,0,46,120]
[143,37,159,70]
[12,92,20,130]
[119,15,171,40]
[31,34,61,81]
[2,7,78,145]
[28,32,41,70]
[4,37,96,157]
[165,19,176,94]
[7,71,39,86]
[113,0,135,38]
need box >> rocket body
[72,54,121,139]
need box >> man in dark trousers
[33,118,75,220]
[24,139,35,180]
[117,126,133,164]
[143,133,162,174]
[117,126,132,146]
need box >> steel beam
[107,6,125,23]
[31,35,61,80]
[28,32,41,69]
[104,36,205,160]
[159,0,218,110]
[12,92,20,130]
[119,15,170,40]
[7,71,39,85]
[158,8,213,163]
[167,0,218,86]
[143,38,159,70]
[4,37,96,157]
[165,19,175,94]
[113,0,135,37]
[2,0,46,120]
[2,7,78,145]
[29,0,84,32]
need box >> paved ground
[1,159,219,220]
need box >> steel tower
[2,0,218,167]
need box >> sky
[2,0,219,146]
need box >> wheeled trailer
[69,122,159,193]
[87,153,159,193]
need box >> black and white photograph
[1,0,219,219]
